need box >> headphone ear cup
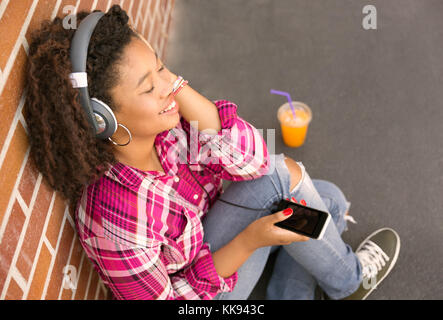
[90,98,117,140]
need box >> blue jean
[202,153,363,300]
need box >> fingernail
[301,199,306,206]
[291,197,297,203]
[283,208,293,216]
[285,198,289,200]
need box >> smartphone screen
[274,199,330,239]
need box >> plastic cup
[277,101,312,147]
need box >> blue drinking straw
[270,89,297,118]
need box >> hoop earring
[108,123,132,147]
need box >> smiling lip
[159,100,178,115]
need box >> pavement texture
[165,0,443,300]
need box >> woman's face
[109,36,179,140]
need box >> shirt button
[193,194,198,200]
[174,177,180,183]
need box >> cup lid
[278,101,312,126]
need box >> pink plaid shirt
[74,99,270,300]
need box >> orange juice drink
[277,102,312,147]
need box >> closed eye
[144,65,166,94]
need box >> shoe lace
[344,214,357,224]
[356,240,389,279]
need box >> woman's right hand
[241,208,310,251]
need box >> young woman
[24,5,400,300]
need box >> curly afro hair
[24,5,140,209]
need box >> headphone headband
[70,12,104,74]
[69,11,117,140]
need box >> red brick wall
[0,0,175,300]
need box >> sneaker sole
[356,227,401,300]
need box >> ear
[90,98,118,139]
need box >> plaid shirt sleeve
[81,236,237,300]
[180,99,270,181]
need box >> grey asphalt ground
[165,0,443,300]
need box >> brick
[155,11,163,33]
[149,31,157,52]
[26,242,52,299]
[121,0,132,12]
[102,286,111,300]
[0,0,174,301]
[69,237,84,273]
[68,199,77,221]
[77,0,96,13]
[97,285,105,299]
[137,0,148,19]
[104,286,111,299]
[93,0,110,12]
[150,14,162,49]
[149,0,157,15]
[55,0,79,18]
[25,0,59,43]
[16,178,53,280]
[130,0,142,22]
[161,7,169,31]
[73,253,93,300]
[141,13,151,39]
[0,200,26,294]
[0,45,27,152]
[44,219,75,299]
[60,281,73,299]
[165,6,173,34]
[0,121,28,228]
[147,15,159,47]
[5,277,24,300]
[158,0,165,16]
[45,192,68,249]
[0,0,34,71]
[162,45,168,65]
[17,156,39,207]
[155,37,162,55]
[158,37,166,59]
[59,236,83,299]
[109,0,123,8]
[66,199,76,222]
[86,269,99,299]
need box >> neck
[112,135,161,172]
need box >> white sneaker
[343,227,401,300]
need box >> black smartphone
[273,199,331,240]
